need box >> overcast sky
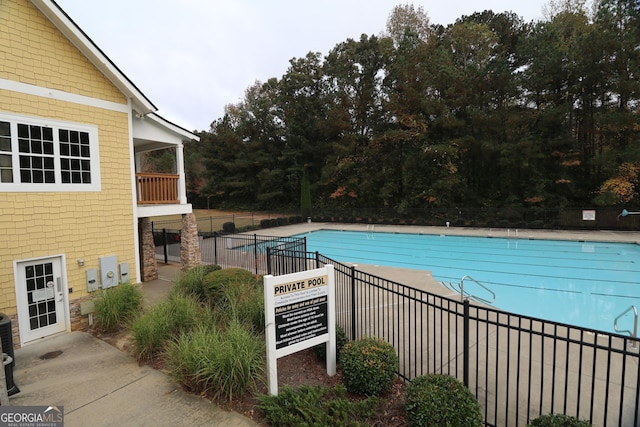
[54,1,548,132]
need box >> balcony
[136,173,179,204]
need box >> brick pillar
[181,213,201,271]
[140,217,158,281]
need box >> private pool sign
[264,265,336,395]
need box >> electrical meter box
[99,256,118,289]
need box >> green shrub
[165,321,264,401]
[171,264,221,300]
[258,384,378,426]
[405,374,482,427]
[130,293,201,360]
[202,268,256,305]
[340,337,398,396]
[222,222,235,233]
[260,218,271,228]
[313,325,348,363]
[202,269,264,330]
[94,282,143,333]
[528,414,592,427]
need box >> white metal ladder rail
[614,305,638,342]
[457,275,496,305]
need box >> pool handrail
[459,275,496,305]
[614,305,638,340]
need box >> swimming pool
[296,229,640,334]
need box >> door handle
[56,277,63,302]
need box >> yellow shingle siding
[0,0,127,104]
[0,0,139,315]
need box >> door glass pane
[25,262,57,331]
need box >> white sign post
[264,265,336,396]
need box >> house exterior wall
[0,0,138,343]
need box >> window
[0,113,100,191]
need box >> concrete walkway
[9,264,259,427]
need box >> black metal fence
[266,248,640,427]
[199,233,306,275]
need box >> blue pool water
[297,229,640,333]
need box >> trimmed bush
[312,325,348,363]
[259,219,270,228]
[165,321,265,401]
[340,337,398,396]
[171,264,221,300]
[202,268,256,306]
[258,384,378,426]
[94,282,143,333]
[222,221,235,233]
[528,414,592,427]
[405,374,482,427]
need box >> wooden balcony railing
[136,173,179,204]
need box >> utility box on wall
[119,263,129,283]
[86,268,98,292]
[99,256,118,289]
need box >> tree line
[184,0,640,218]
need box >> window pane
[0,169,12,183]
[0,136,11,152]
[32,169,43,183]
[20,169,31,183]
[30,125,41,140]
[42,127,53,141]
[0,154,11,167]
[18,139,29,153]
[17,124,28,138]
[31,140,42,154]
[0,121,9,136]
[43,141,54,155]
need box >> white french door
[15,256,68,344]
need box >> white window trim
[0,112,101,192]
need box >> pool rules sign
[264,265,336,395]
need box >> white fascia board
[146,113,200,142]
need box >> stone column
[140,217,158,281]
[181,213,201,271]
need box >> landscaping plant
[170,263,221,300]
[165,320,264,401]
[93,282,143,333]
[258,384,378,427]
[405,374,482,427]
[130,293,201,360]
[528,413,592,427]
[340,336,398,396]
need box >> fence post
[463,299,470,387]
[254,234,258,275]
[266,246,272,275]
[213,232,218,265]
[162,228,168,264]
[351,265,356,341]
